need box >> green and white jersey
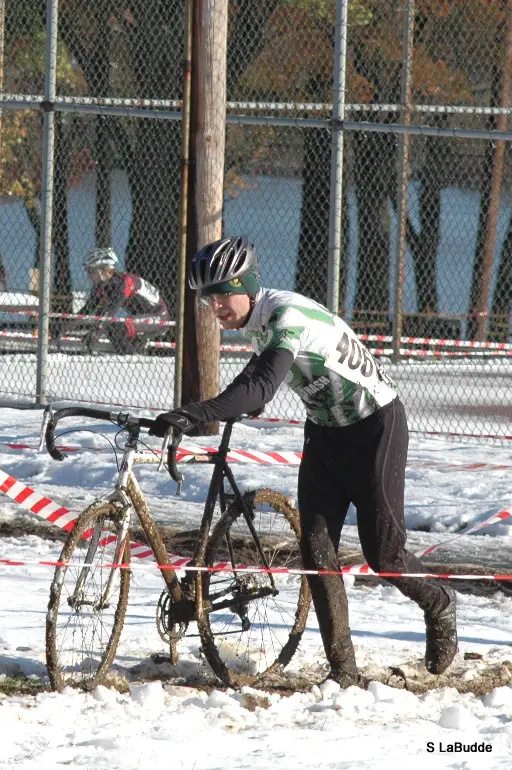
[244,288,397,427]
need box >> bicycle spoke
[198,489,311,685]
[46,503,130,691]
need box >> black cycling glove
[148,409,196,438]
[84,327,101,353]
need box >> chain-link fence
[0,0,511,440]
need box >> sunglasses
[200,292,235,307]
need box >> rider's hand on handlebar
[84,327,101,353]
[148,409,197,438]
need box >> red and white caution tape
[4,328,510,357]
[0,469,164,563]
[178,447,512,472]
[247,416,303,426]
[0,556,512,582]
[0,308,175,326]
[0,467,511,577]
[176,445,304,466]
[342,505,512,574]
[2,439,512,473]
[0,330,37,340]
[3,311,509,350]
[405,460,512,473]
[2,443,86,453]
[0,329,250,353]
[416,507,512,559]
[360,333,512,351]
[413,429,512,441]
[368,348,512,358]
[0,470,79,532]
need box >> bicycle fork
[68,508,130,612]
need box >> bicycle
[42,405,311,691]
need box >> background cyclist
[63,247,168,355]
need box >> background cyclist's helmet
[84,247,118,271]
[189,236,260,298]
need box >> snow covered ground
[0,406,512,768]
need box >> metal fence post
[392,0,415,361]
[327,0,348,314]
[35,0,59,405]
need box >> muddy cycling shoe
[320,625,360,688]
[324,651,360,688]
[424,586,458,675]
[325,669,365,689]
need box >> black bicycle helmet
[189,236,260,298]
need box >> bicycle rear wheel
[197,488,310,686]
[46,501,131,691]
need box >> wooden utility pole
[181,0,228,434]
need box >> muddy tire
[197,489,310,686]
[46,501,130,691]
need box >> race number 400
[336,332,375,378]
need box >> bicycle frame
[116,428,185,602]
[44,406,278,630]
[69,427,163,612]
[44,405,308,688]
[188,419,279,618]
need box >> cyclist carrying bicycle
[149,235,458,687]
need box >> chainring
[156,589,190,643]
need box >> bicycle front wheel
[46,501,131,691]
[197,489,311,686]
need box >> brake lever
[157,431,171,472]
[167,430,185,496]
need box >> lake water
[1,170,511,332]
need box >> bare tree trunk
[59,4,113,251]
[51,113,72,338]
[182,0,228,435]
[295,124,331,303]
[125,0,183,316]
[407,114,461,339]
[93,2,111,248]
[26,200,42,269]
[348,4,398,335]
[226,0,280,98]
[468,0,512,340]
[489,206,512,341]
[353,123,395,334]
[415,129,441,317]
